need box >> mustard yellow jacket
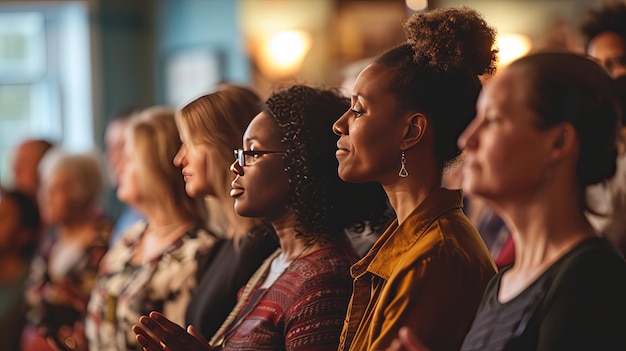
[339,188,496,351]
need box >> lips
[230,180,244,197]
[182,171,191,182]
[336,142,349,158]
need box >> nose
[230,160,243,176]
[458,120,478,151]
[333,110,349,136]
[173,145,185,167]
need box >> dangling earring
[399,151,409,177]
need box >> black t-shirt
[462,237,626,351]
[185,232,278,339]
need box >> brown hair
[176,85,262,239]
[509,52,620,188]
[127,106,208,227]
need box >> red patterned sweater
[218,245,358,351]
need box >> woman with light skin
[332,7,497,351]
[22,152,109,351]
[132,85,390,351]
[386,52,626,351]
[84,107,217,351]
[173,84,278,339]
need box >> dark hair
[0,187,41,259]
[509,52,620,188]
[614,75,626,125]
[580,2,626,49]
[265,85,391,243]
[373,7,497,169]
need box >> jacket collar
[351,188,464,280]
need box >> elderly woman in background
[85,107,217,351]
[22,151,110,351]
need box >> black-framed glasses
[234,149,286,167]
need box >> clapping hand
[132,311,213,351]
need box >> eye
[351,108,364,118]
[482,114,500,126]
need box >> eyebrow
[352,90,372,102]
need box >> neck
[57,216,97,242]
[270,211,313,261]
[495,186,594,271]
[382,168,441,225]
[143,205,191,230]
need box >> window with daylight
[0,2,93,186]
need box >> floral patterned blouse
[85,221,217,351]
[24,227,109,334]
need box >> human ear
[549,123,577,162]
[400,113,427,150]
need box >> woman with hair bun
[333,7,497,351]
[387,52,626,351]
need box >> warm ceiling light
[268,31,311,67]
[406,0,428,11]
[255,30,312,79]
[496,33,531,66]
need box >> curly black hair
[265,85,392,244]
[580,2,626,48]
[375,7,497,169]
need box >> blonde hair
[127,106,208,227]
[176,84,262,240]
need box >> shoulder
[549,237,626,294]
[182,227,219,248]
[280,246,357,290]
[399,210,494,273]
[292,245,358,276]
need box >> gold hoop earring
[399,151,409,178]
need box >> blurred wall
[93,0,154,133]
[94,0,251,143]
[154,0,251,105]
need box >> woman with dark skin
[132,85,389,351]
[387,52,626,351]
[581,2,626,79]
[332,7,497,351]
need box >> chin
[338,165,358,183]
[185,185,199,198]
[233,202,252,218]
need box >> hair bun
[404,7,498,76]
